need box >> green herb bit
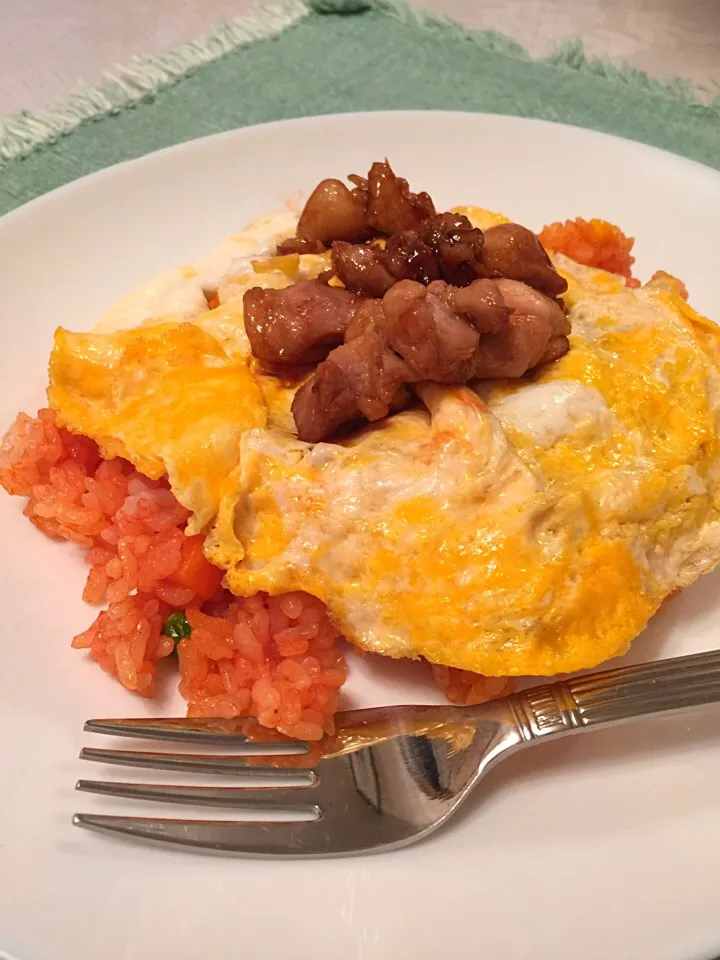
[162,611,192,647]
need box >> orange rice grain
[539,217,639,286]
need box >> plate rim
[3,109,719,231]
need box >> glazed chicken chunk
[291,278,569,442]
[245,160,570,442]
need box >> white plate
[1,112,720,960]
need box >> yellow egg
[207,263,720,677]
[450,205,510,230]
[48,321,266,533]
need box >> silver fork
[75,648,720,857]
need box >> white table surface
[2,0,719,117]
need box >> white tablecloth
[2,0,719,116]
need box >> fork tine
[76,779,320,813]
[84,719,308,753]
[72,814,339,855]
[73,810,411,857]
[80,747,315,778]
[84,718,307,753]
[72,813,425,857]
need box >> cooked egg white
[93,210,300,334]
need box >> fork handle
[507,648,720,743]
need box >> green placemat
[1,0,718,216]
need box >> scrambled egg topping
[48,207,720,675]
